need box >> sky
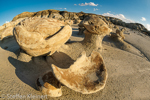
[0,0,150,30]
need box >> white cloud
[102,13,134,23]
[5,21,9,23]
[145,24,150,30]
[86,9,88,10]
[94,8,98,11]
[74,4,77,6]
[102,12,150,31]
[64,8,67,10]
[141,17,146,21]
[79,2,98,6]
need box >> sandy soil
[0,24,150,100]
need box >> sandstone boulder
[36,70,62,97]
[13,17,72,56]
[0,18,27,40]
[0,26,14,40]
[64,20,74,25]
[110,28,125,40]
[51,51,107,94]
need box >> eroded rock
[36,70,62,97]
[0,18,27,40]
[58,16,112,59]
[51,51,107,94]
[110,28,125,40]
[13,17,72,56]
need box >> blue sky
[0,0,150,30]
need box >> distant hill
[4,9,150,36]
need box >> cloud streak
[79,2,98,6]
[5,21,9,23]
[59,8,67,10]
[141,17,146,21]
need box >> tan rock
[58,16,112,59]
[0,26,5,30]
[13,17,72,56]
[0,26,14,40]
[36,70,62,97]
[64,20,74,25]
[74,19,82,24]
[116,28,125,40]
[51,51,108,94]
[0,18,27,40]
[107,28,143,56]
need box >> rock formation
[13,17,72,56]
[60,11,79,20]
[12,12,34,21]
[58,16,112,60]
[74,19,82,24]
[34,16,109,97]
[0,18,26,40]
[10,9,150,36]
[110,28,125,40]
[0,26,14,40]
[51,51,107,94]
[36,70,62,97]
[105,28,143,56]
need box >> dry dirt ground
[0,24,150,100]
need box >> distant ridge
[7,9,150,36]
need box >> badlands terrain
[0,10,150,100]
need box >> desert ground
[0,23,150,100]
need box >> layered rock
[34,10,64,19]
[60,11,79,20]
[13,17,72,56]
[12,12,34,21]
[36,70,62,97]
[103,16,149,35]
[0,18,27,40]
[58,16,112,60]
[0,26,14,40]
[51,51,107,94]
[40,16,109,97]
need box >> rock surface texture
[0,18,26,40]
[13,17,72,56]
[51,51,107,94]
[58,16,112,59]
[33,16,109,97]
[36,70,62,97]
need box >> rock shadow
[72,28,84,38]
[72,28,79,31]
[8,51,75,89]
[0,37,20,54]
